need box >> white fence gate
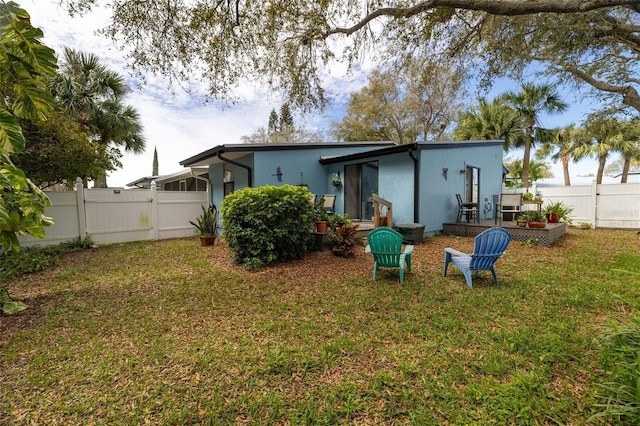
[503,182,640,229]
[19,179,208,247]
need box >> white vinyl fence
[19,179,209,248]
[503,182,640,229]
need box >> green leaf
[0,107,26,153]
[0,287,27,314]
[2,300,28,314]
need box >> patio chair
[323,194,336,213]
[456,194,479,223]
[496,193,522,224]
[365,227,414,284]
[443,227,511,288]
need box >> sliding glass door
[344,161,379,220]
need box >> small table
[460,202,479,222]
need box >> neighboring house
[127,167,208,191]
[180,141,505,236]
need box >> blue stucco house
[180,140,505,236]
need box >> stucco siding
[418,143,503,235]
[210,154,254,209]
[377,152,415,225]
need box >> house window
[344,161,379,221]
[223,163,235,196]
[465,165,480,204]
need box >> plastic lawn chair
[365,227,414,284]
[443,227,511,288]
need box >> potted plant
[329,223,360,257]
[189,204,219,246]
[516,214,528,227]
[327,212,351,231]
[330,172,342,188]
[543,201,574,224]
[315,197,329,233]
[523,210,546,228]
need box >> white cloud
[24,0,352,187]
[24,1,604,187]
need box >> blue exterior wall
[417,142,503,235]
[209,154,254,209]
[320,152,415,221]
[377,152,415,224]
[205,141,503,238]
[209,145,383,213]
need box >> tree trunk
[521,122,534,188]
[621,157,630,183]
[94,173,108,188]
[95,141,109,188]
[562,153,571,186]
[596,154,607,184]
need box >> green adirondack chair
[365,227,414,283]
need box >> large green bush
[221,185,315,270]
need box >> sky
[25,1,604,188]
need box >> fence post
[590,181,598,228]
[75,177,87,240]
[151,180,159,240]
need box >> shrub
[221,185,315,270]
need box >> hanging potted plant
[330,172,342,188]
[189,204,219,246]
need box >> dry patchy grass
[1,228,639,425]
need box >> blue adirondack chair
[365,227,414,283]
[443,227,512,288]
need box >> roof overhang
[154,167,208,183]
[180,142,397,167]
[126,176,161,188]
[320,140,504,165]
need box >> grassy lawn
[1,228,639,424]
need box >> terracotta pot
[316,221,328,233]
[517,220,527,227]
[199,235,217,246]
[527,221,546,229]
[545,213,558,223]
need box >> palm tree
[503,83,568,189]
[50,47,145,187]
[616,120,640,183]
[575,114,624,184]
[503,159,551,186]
[453,98,523,151]
[536,124,584,186]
